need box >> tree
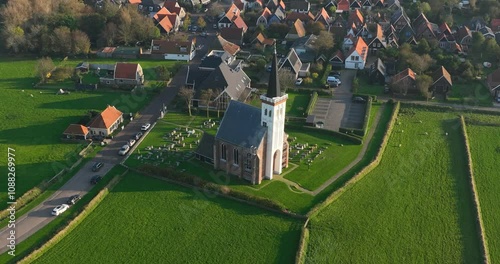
[178,87,194,116]
[182,15,191,31]
[200,89,214,117]
[3,25,25,53]
[256,58,267,70]
[328,6,336,15]
[278,70,296,92]
[417,38,430,55]
[36,57,55,83]
[71,30,91,55]
[51,26,72,55]
[416,74,433,99]
[483,38,500,61]
[305,21,326,35]
[313,31,334,55]
[408,54,434,74]
[471,31,485,55]
[267,23,289,39]
[197,17,206,30]
[79,14,106,44]
[156,65,171,81]
[98,22,118,47]
[116,8,133,45]
[207,2,224,18]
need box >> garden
[305,106,484,263]
[32,172,302,264]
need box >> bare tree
[200,89,214,118]
[313,31,335,55]
[207,2,224,18]
[278,70,296,92]
[51,26,72,55]
[36,57,55,83]
[178,87,195,116]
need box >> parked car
[141,123,151,131]
[118,144,130,156]
[67,194,81,205]
[329,71,341,76]
[213,24,218,29]
[133,132,143,140]
[91,162,104,172]
[200,31,207,37]
[327,76,341,85]
[191,25,198,32]
[295,78,303,85]
[353,96,366,103]
[90,175,102,185]
[52,204,69,216]
[128,139,136,147]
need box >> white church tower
[260,46,288,180]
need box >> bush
[51,66,73,82]
[311,72,319,79]
[304,77,313,85]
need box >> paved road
[0,65,189,255]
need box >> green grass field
[466,113,500,263]
[305,106,483,263]
[0,57,172,210]
[33,172,302,264]
[446,81,492,107]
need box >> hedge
[307,101,400,217]
[306,92,318,115]
[295,220,310,264]
[318,64,332,86]
[139,165,288,213]
[459,116,490,263]
[286,124,363,145]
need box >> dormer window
[153,45,160,51]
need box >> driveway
[312,69,357,131]
[0,65,189,255]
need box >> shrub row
[459,116,491,263]
[295,220,310,264]
[307,101,400,217]
[306,92,318,115]
[139,165,288,213]
[319,64,332,86]
[286,124,363,145]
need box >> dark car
[329,71,341,76]
[90,175,102,185]
[67,194,81,205]
[91,162,104,172]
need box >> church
[195,50,289,184]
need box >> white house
[345,37,368,69]
[150,39,196,61]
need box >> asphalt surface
[0,64,189,255]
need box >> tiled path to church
[274,104,385,196]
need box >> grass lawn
[445,81,492,107]
[305,106,483,263]
[356,75,385,96]
[465,113,500,263]
[0,57,172,210]
[283,127,362,191]
[246,90,312,117]
[33,172,302,264]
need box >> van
[327,76,341,85]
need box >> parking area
[342,102,366,129]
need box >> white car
[118,145,130,156]
[52,204,69,216]
[295,78,303,85]
[141,123,151,131]
[327,76,341,84]
[128,139,136,146]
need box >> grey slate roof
[267,52,281,98]
[196,63,251,100]
[215,100,266,148]
[195,133,215,159]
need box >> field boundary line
[460,115,490,264]
[307,101,400,217]
[295,218,310,264]
[17,169,128,264]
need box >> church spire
[266,44,280,98]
